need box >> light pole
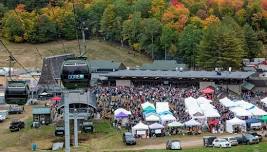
[73,108,79,148]
[64,92,70,152]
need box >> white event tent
[145,113,160,122]
[168,121,184,127]
[184,119,201,127]
[229,107,252,117]
[149,123,164,129]
[132,121,149,136]
[226,117,246,133]
[160,114,176,123]
[156,102,170,113]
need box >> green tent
[143,106,155,112]
[260,115,267,123]
[241,82,255,90]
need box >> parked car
[235,134,259,144]
[9,120,25,132]
[8,106,23,114]
[82,121,94,133]
[55,126,65,136]
[248,132,263,142]
[122,132,136,145]
[166,140,182,150]
[203,136,217,147]
[0,110,8,119]
[224,137,238,146]
[212,138,231,148]
[0,115,5,122]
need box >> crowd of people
[92,85,267,135]
[93,86,202,124]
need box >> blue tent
[246,118,261,128]
[158,111,172,116]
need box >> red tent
[51,96,62,101]
[202,87,214,94]
[208,119,219,126]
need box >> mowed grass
[142,142,267,152]
[0,39,152,68]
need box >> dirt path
[103,134,240,151]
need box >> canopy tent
[247,106,267,116]
[235,100,254,109]
[143,110,156,115]
[132,121,149,135]
[202,87,214,94]
[246,118,261,127]
[158,111,173,116]
[145,114,160,122]
[115,112,129,119]
[202,108,220,118]
[261,97,267,105]
[241,82,255,90]
[197,97,212,104]
[160,114,176,122]
[225,117,246,133]
[208,119,219,126]
[184,97,196,103]
[156,102,169,113]
[184,119,201,127]
[167,121,184,127]
[229,107,252,117]
[142,102,155,110]
[143,106,156,112]
[149,123,164,129]
[219,97,238,108]
[114,108,131,116]
[260,115,267,123]
[51,96,62,101]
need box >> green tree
[139,18,161,59]
[160,25,177,60]
[100,4,116,40]
[59,12,76,40]
[132,0,152,18]
[122,12,142,51]
[2,11,25,42]
[177,24,203,69]
[243,24,263,58]
[197,22,245,70]
[84,0,111,37]
[27,14,57,43]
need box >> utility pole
[73,109,79,148]
[64,92,70,152]
[81,22,88,56]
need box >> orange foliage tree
[162,0,189,32]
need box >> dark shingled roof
[141,60,187,71]
[89,60,126,72]
[38,54,74,86]
[102,70,254,79]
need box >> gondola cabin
[61,57,91,89]
[5,81,29,105]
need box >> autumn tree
[161,2,190,32]
[150,0,166,19]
